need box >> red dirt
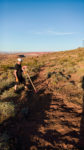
[0,66,84,150]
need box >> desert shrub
[22,59,43,74]
[47,72,52,78]
[7,70,14,78]
[66,67,77,74]
[32,66,40,73]
[22,58,38,67]
[0,78,15,93]
[33,58,38,66]
[69,61,77,66]
[56,73,67,82]
[58,57,77,67]
[78,68,84,74]
[51,74,59,85]
[0,101,16,123]
[0,72,8,81]
[78,52,84,58]
[59,58,68,65]
[0,86,20,101]
[77,57,84,62]
[49,63,56,67]
[47,71,67,85]
[0,64,12,71]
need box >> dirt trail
[32,67,82,149]
[16,67,83,150]
[1,67,84,150]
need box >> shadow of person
[0,88,52,150]
[80,76,84,149]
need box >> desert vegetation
[0,48,84,150]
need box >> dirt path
[16,67,83,150]
[1,67,84,150]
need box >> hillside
[0,48,84,150]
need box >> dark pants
[16,76,26,85]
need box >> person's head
[17,58,22,64]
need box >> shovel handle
[27,73,37,92]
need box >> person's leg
[14,84,17,91]
[14,78,19,91]
[22,77,28,90]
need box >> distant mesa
[17,52,49,57]
[18,54,25,58]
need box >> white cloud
[34,30,75,36]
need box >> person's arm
[22,66,27,74]
[14,70,19,82]
[14,70,17,78]
[14,64,18,78]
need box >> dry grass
[0,48,84,120]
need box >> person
[14,58,27,92]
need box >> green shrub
[0,78,15,93]
[0,101,16,123]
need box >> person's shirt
[15,64,23,78]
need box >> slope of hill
[0,48,84,150]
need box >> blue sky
[0,0,84,52]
